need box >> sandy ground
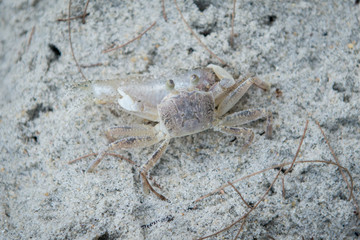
[1,0,360,239]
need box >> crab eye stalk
[190,74,199,86]
[166,79,175,90]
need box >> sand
[1,0,359,239]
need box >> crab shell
[92,65,235,122]
[158,90,214,137]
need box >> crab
[87,64,272,199]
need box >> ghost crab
[87,64,272,199]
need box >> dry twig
[315,121,359,216]
[195,120,357,239]
[174,0,226,65]
[57,13,89,22]
[229,0,236,48]
[228,181,253,209]
[197,120,309,239]
[82,0,90,24]
[80,63,104,68]
[69,151,168,201]
[102,21,157,53]
[161,0,168,21]
[285,120,309,174]
[199,167,284,239]
[27,26,36,48]
[67,0,89,82]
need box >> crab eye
[190,74,199,86]
[166,79,175,90]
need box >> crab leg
[87,134,163,172]
[217,108,273,139]
[216,126,255,148]
[219,108,268,126]
[140,139,170,193]
[217,74,270,116]
[141,139,170,175]
[105,125,156,142]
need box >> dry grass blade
[27,26,35,48]
[228,181,252,209]
[57,13,90,22]
[68,152,168,201]
[197,119,354,239]
[161,0,167,21]
[67,0,89,82]
[196,120,308,202]
[195,166,275,202]
[315,121,351,199]
[233,168,282,240]
[285,119,309,175]
[57,0,90,22]
[234,220,246,240]
[281,174,286,199]
[68,152,97,164]
[195,119,358,238]
[82,0,90,24]
[198,167,284,240]
[102,21,157,53]
[281,119,309,197]
[195,160,355,204]
[174,0,226,65]
[295,160,354,195]
[229,0,236,48]
[199,119,308,239]
[315,121,360,216]
[80,63,104,68]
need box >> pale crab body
[93,65,233,121]
[117,68,217,122]
[88,64,272,198]
[158,90,214,138]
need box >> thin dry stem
[197,158,355,238]
[195,166,274,202]
[282,119,309,198]
[228,181,252,209]
[315,121,350,199]
[80,63,104,68]
[229,0,236,48]
[69,152,168,201]
[161,0,167,21]
[281,174,286,199]
[285,119,309,175]
[195,120,309,202]
[82,0,90,24]
[315,121,360,216]
[57,13,90,22]
[27,26,35,48]
[199,166,283,239]
[174,0,226,65]
[67,0,89,82]
[234,219,246,240]
[102,21,157,53]
[68,153,96,164]
[196,119,358,239]
[195,159,354,203]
